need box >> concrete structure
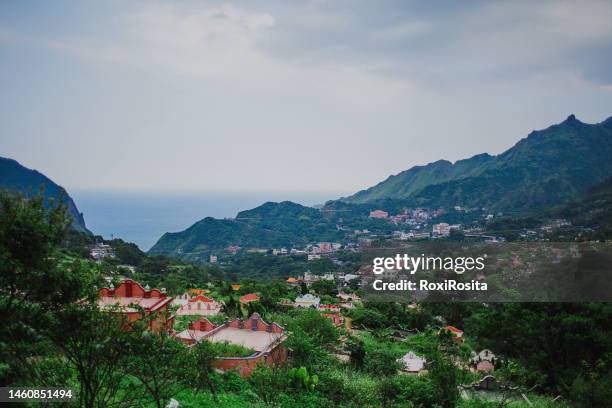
[209,313,287,376]
[432,223,451,237]
[96,279,174,334]
[176,295,222,316]
[473,349,496,363]
[294,293,321,308]
[175,317,217,345]
[174,313,288,377]
[90,243,115,260]
[171,292,191,307]
[397,351,426,374]
[476,360,495,373]
[337,292,361,302]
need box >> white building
[176,295,222,316]
[432,223,462,237]
[432,223,451,237]
[294,294,321,308]
[397,351,426,374]
[337,292,361,302]
[472,349,496,363]
[90,243,115,261]
[171,292,191,307]
[341,274,360,285]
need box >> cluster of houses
[396,347,496,375]
[90,242,115,261]
[432,222,463,237]
[368,207,471,241]
[94,279,286,377]
[395,327,496,376]
[286,272,360,288]
[278,291,362,328]
[93,278,497,380]
[270,242,344,261]
[369,207,441,224]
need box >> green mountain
[149,201,342,259]
[149,114,612,259]
[553,176,612,236]
[340,115,612,212]
[0,157,89,233]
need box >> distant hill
[486,175,612,238]
[0,157,89,233]
[553,176,612,237]
[149,114,612,259]
[148,201,342,259]
[340,115,612,212]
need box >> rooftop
[97,296,171,312]
[207,327,284,352]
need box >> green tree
[124,325,187,408]
[364,348,400,376]
[346,337,366,368]
[51,303,143,408]
[184,340,220,402]
[428,349,459,408]
[249,364,287,405]
[0,190,89,385]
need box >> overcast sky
[2,0,612,196]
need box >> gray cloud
[0,0,611,194]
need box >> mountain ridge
[149,114,612,259]
[0,156,89,233]
[339,114,612,210]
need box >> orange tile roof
[239,293,260,303]
[189,295,215,303]
[445,325,463,335]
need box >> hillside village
[3,114,612,407]
[94,277,511,388]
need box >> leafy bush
[210,341,255,357]
[364,348,401,376]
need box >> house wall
[212,345,288,377]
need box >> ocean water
[71,190,338,251]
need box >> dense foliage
[1,191,611,407]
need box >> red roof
[239,293,260,303]
[189,295,215,303]
[322,313,343,326]
[97,279,172,313]
[444,325,464,335]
